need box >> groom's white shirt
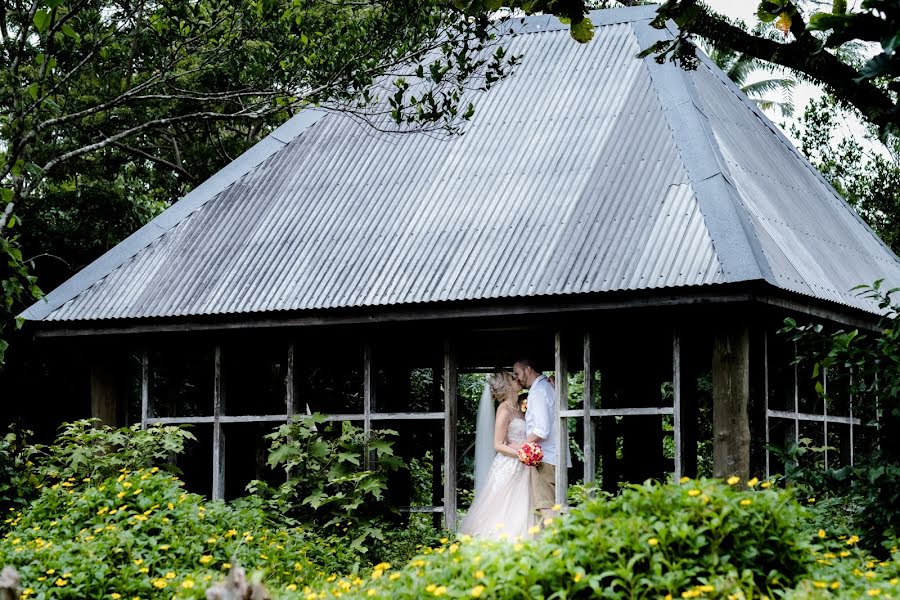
[525,374,559,467]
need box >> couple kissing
[460,358,571,540]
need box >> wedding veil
[474,379,496,495]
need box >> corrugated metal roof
[21,5,900,323]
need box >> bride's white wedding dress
[459,418,537,539]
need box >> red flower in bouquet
[518,442,543,466]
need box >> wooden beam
[212,345,225,501]
[712,325,750,480]
[673,330,682,481]
[554,331,568,507]
[583,332,595,484]
[766,409,860,426]
[31,289,768,338]
[443,340,458,531]
[560,407,674,418]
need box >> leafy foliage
[0,468,361,599]
[778,281,900,550]
[0,0,518,364]
[296,478,840,599]
[0,419,193,516]
[240,415,406,555]
[792,95,900,253]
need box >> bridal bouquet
[518,442,543,466]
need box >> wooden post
[554,331,568,506]
[673,331,682,481]
[141,351,150,428]
[90,357,121,427]
[443,340,458,530]
[212,345,225,501]
[364,343,374,437]
[764,331,770,479]
[286,343,295,418]
[712,324,750,480]
[583,332,595,484]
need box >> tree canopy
[0,0,514,362]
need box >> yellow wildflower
[528,525,541,535]
[165,572,176,579]
[727,476,740,485]
[848,535,861,545]
[818,529,826,538]
[747,477,759,487]
[679,476,691,484]
[151,579,167,589]
[471,585,485,598]
[760,481,772,489]
[649,538,659,546]
[54,578,67,587]
[688,489,701,497]
[551,503,562,511]
[111,595,122,600]
[866,590,880,597]
[475,570,485,579]
[740,499,753,506]
[181,580,195,589]
[199,555,213,564]
[574,573,583,583]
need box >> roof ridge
[632,20,773,285]
[20,110,329,321]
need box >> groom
[513,357,559,520]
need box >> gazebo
[21,5,900,529]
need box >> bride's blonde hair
[486,371,511,401]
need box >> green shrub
[0,427,41,513]
[0,468,363,599]
[241,416,405,554]
[286,478,816,599]
[785,538,900,599]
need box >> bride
[459,371,537,539]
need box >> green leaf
[570,17,594,44]
[60,23,80,40]
[33,9,51,32]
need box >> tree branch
[111,141,197,182]
[681,6,895,129]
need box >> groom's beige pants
[532,462,556,511]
